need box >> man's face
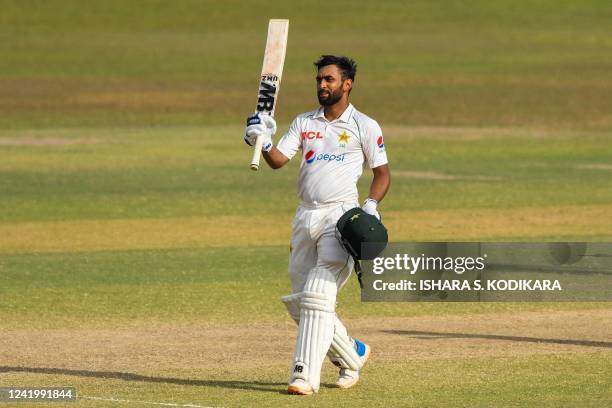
[316,65,350,106]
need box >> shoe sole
[336,344,371,389]
[288,385,314,395]
[336,377,359,389]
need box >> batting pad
[291,268,337,390]
[281,293,301,323]
[328,323,363,371]
[282,294,361,371]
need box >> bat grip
[250,135,264,171]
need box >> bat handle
[250,135,264,171]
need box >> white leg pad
[282,297,361,371]
[281,293,301,323]
[328,320,363,371]
[290,268,337,391]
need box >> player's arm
[262,147,289,169]
[368,164,390,202]
[361,120,391,220]
[362,164,390,220]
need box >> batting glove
[244,113,277,152]
[362,198,381,221]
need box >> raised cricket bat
[250,19,289,171]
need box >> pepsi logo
[377,135,384,148]
[305,150,316,164]
[304,150,346,164]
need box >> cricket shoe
[287,379,314,395]
[336,339,371,389]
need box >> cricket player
[244,55,390,395]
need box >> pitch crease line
[81,395,221,408]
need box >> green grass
[3,353,610,407]
[1,0,612,128]
[1,246,609,330]
[0,126,611,222]
[0,1,611,407]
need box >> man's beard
[318,87,343,106]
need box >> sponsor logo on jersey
[301,131,324,140]
[304,150,346,164]
[377,135,385,148]
[305,150,316,163]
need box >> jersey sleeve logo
[377,135,384,148]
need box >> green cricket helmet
[336,207,388,260]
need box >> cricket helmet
[336,207,388,260]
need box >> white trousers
[289,201,357,293]
[287,201,358,390]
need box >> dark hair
[314,55,357,81]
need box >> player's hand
[244,113,277,152]
[362,198,381,221]
[244,113,267,146]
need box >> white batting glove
[244,113,277,152]
[362,198,381,221]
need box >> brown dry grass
[0,79,230,114]
[0,137,103,146]
[1,309,609,374]
[1,205,610,254]
[576,164,612,171]
[392,170,505,181]
[385,204,612,241]
[381,126,597,141]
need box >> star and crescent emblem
[338,131,350,144]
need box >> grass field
[1,1,611,407]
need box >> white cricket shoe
[287,378,314,395]
[336,339,371,389]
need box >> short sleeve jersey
[276,103,388,205]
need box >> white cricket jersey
[276,103,388,205]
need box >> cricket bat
[249,19,289,171]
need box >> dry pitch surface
[3,310,611,371]
[1,309,611,407]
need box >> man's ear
[343,79,353,93]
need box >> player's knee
[281,293,301,322]
[301,268,336,310]
[300,291,335,313]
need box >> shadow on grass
[383,330,612,348]
[0,366,287,393]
